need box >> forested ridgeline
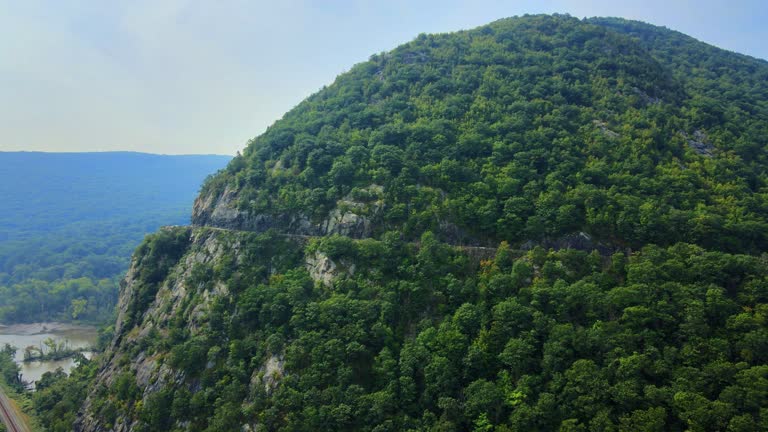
[196,15,768,254]
[27,14,768,432]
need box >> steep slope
[69,15,768,432]
[193,14,768,253]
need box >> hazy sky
[1,1,766,155]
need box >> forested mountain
[27,15,768,432]
[0,152,231,323]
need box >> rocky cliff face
[77,227,237,431]
[74,227,398,431]
[192,184,383,239]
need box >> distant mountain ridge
[0,151,231,323]
[0,151,232,239]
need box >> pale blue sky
[1,0,766,155]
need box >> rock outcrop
[305,251,356,287]
[76,228,257,431]
[192,185,321,235]
[192,184,384,239]
[681,129,715,157]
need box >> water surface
[0,322,98,386]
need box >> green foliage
[59,14,768,432]
[0,344,22,392]
[0,276,119,324]
[200,14,768,254]
[92,236,768,431]
[113,371,140,403]
[136,388,174,432]
[0,344,47,431]
[168,336,210,375]
[124,228,191,329]
[312,234,360,260]
[32,356,99,432]
[0,152,230,324]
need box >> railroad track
[0,388,29,432]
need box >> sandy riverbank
[0,322,97,336]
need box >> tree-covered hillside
[73,228,768,432]
[27,15,768,432]
[197,15,768,254]
[0,152,230,323]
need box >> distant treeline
[0,152,231,323]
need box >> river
[0,322,98,387]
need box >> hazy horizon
[1,1,766,156]
[0,149,233,157]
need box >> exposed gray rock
[251,354,286,395]
[593,120,620,138]
[270,159,284,173]
[110,261,141,349]
[193,183,385,239]
[193,185,321,235]
[681,129,715,157]
[325,208,372,238]
[632,86,662,105]
[305,251,355,287]
[76,228,244,432]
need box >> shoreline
[0,322,98,336]
[22,348,95,364]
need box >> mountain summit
[66,15,768,432]
[193,14,768,253]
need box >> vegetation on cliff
[30,14,768,432]
[72,228,768,431]
[32,355,98,432]
[199,15,768,253]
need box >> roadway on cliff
[182,224,503,257]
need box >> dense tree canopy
[0,152,230,323]
[74,229,768,431]
[26,14,768,432]
[200,14,768,254]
